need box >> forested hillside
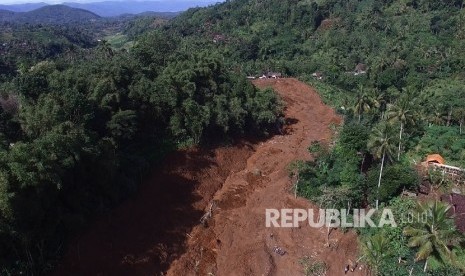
[0,5,101,24]
[164,0,465,164]
[0,13,174,81]
[161,0,465,274]
[0,5,282,274]
[1,0,465,274]
[167,0,464,84]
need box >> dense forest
[1,0,465,274]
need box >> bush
[338,123,370,152]
[367,164,419,204]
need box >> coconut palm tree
[427,109,445,126]
[353,85,379,123]
[452,108,465,134]
[368,122,396,209]
[366,87,387,120]
[403,201,465,272]
[387,95,418,161]
[361,233,392,275]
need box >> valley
[1,0,465,275]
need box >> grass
[299,75,351,111]
[104,33,134,50]
[299,255,327,276]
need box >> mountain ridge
[0,1,219,17]
[0,2,48,12]
[0,4,101,24]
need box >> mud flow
[54,79,366,276]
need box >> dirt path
[54,78,366,276]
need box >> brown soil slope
[54,78,366,276]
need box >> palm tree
[427,109,445,126]
[387,94,417,161]
[374,90,387,119]
[452,108,465,134]
[361,233,392,275]
[368,122,396,209]
[353,85,379,123]
[403,201,465,272]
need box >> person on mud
[348,259,357,272]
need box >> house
[425,154,446,165]
[440,193,465,233]
[213,34,226,43]
[354,63,367,75]
[267,72,282,79]
[422,154,464,177]
[312,72,324,80]
[246,76,256,80]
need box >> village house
[312,72,324,80]
[422,154,464,178]
[267,72,282,79]
[424,154,445,165]
[258,72,282,79]
[419,154,465,232]
[213,34,226,43]
[354,63,367,76]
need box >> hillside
[1,0,465,275]
[159,1,465,275]
[0,10,16,21]
[0,5,101,24]
[167,0,465,90]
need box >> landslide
[55,78,366,276]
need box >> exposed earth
[54,78,367,276]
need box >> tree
[366,163,419,204]
[403,201,465,272]
[97,40,114,59]
[361,233,392,275]
[387,90,418,160]
[452,108,465,134]
[423,79,465,129]
[106,110,138,145]
[353,85,379,123]
[368,122,396,209]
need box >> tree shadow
[283,117,299,135]
[53,149,218,275]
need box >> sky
[0,0,215,4]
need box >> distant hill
[0,10,16,20]
[0,1,219,17]
[23,5,100,23]
[0,5,100,24]
[65,1,219,17]
[0,2,47,12]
